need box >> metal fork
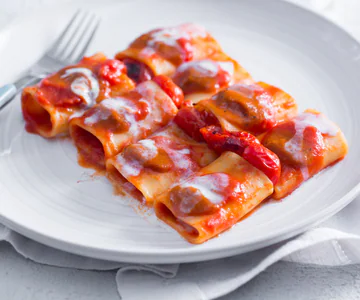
[0,10,100,110]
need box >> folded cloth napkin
[1,195,360,300]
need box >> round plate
[1,0,360,264]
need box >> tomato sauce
[211,84,277,135]
[32,55,130,109]
[153,75,184,108]
[173,60,232,94]
[261,117,326,182]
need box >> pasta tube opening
[22,91,53,136]
[155,202,200,240]
[106,160,146,202]
[71,125,105,170]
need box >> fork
[0,10,100,110]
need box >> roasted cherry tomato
[242,143,281,185]
[153,75,184,108]
[121,58,154,83]
[174,107,220,141]
[174,107,206,141]
[200,125,259,154]
[98,59,127,85]
[200,109,221,128]
[200,126,280,184]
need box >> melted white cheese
[61,67,99,106]
[167,148,192,170]
[177,60,219,76]
[228,83,274,116]
[284,111,338,175]
[147,23,206,51]
[100,97,141,136]
[117,139,159,178]
[180,173,230,204]
[151,127,172,138]
[139,47,157,58]
[137,139,159,161]
[83,109,110,125]
[293,112,338,136]
[69,109,86,120]
[218,61,234,77]
[136,81,158,98]
[101,97,137,112]
[177,60,235,80]
[228,83,258,98]
[116,154,141,177]
[137,82,166,117]
[172,173,231,215]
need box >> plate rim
[1,0,360,264]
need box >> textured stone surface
[2,241,360,300]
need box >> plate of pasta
[0,0,359,263]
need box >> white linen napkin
[1,195,360,300]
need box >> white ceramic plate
[0,0,360,264]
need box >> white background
[1,0,360,299]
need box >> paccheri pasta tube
[154,151,274,244]
[172,53,252,103]
[69,77,182,170]
[174,82,298,142]
[115,23,252,87]
[22,53,135,138]
[260,109,348,199]
[106,124,217,205]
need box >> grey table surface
[1,0,360,299]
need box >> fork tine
[47,10,81,55]
[53,11,89,62]
[69,15,101,62]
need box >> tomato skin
[200,126,247,154]
[242,143,281,185]
[153,75,184,108]
[37,80,82,107]
[174,107,207,141]
[174,108,220,141]
[121,58,154,83]
[200,125,259,154]
[201,110,220,128]
[200,126,280,184]
[98,60,127,85]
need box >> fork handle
[0,84,17,110]
[0,76,42,111]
